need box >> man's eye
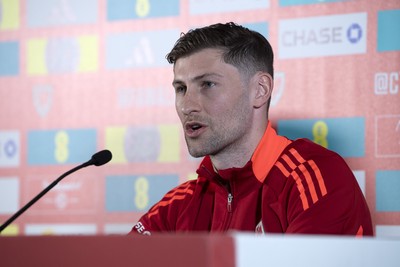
[175,86,186,94]
[202,81,215,88]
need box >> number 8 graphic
[136,0,150,18]
[312,120,328,148]
[54,130,69,163]
[135,176,149,210]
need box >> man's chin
[188,151,206,158]
[187,146,208,158]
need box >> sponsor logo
[0,131,20,167]
[27,129,97,165]
[374,72,399,95]
[33,85,53,117]
[106,29,179,69]
[27,35,98,75]
[105,125,180,163]
[255,220,265,234]
[279,13,367,58]
[117,87,174,108]
[133,222,151,235]
[26,174,99,213]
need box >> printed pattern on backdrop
[0,0,399,237]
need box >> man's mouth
[185,122,205,137]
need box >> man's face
[172,48,255,159]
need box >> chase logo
[279,13,367,59]
[27,35,98,75]
[347,23,362,44]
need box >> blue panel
[376,170,400,211]
[27,129,97,165]
[377,9,400,52]
[279,0,349,6]
[0,41,19,76]
[105,174,179,212]
[27,0,97,27]
[277,117,365,158]
[107,0,179,20]
[189,0,269,15]
[244,22,269,38]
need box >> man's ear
[253,72,273,108]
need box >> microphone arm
[0,150,112,233]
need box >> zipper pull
[227,193,233,212]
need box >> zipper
[227,193,233,213]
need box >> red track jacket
[130,123,373,236]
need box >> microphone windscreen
[91,150,112,166]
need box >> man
[130,22,373,236]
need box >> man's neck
[210,123,268,170]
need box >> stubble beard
[185,113,251,159]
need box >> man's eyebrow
[172,72,223,86]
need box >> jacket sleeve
[129,180,196,235]
[269,140,373,236]
[284,151,373,236]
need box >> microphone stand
[0,162,91,233]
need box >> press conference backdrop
[0,0,399,237]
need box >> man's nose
[179,90,201,115]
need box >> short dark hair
[166,22,274,79]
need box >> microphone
[0,150,112,233]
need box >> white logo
[126,37,154,66]
[279,13,367,58]
[374,72,399,95]
[0,131,20,167]
[134,222,151,235]
[33,85,53,117]
[255,220,265,234]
